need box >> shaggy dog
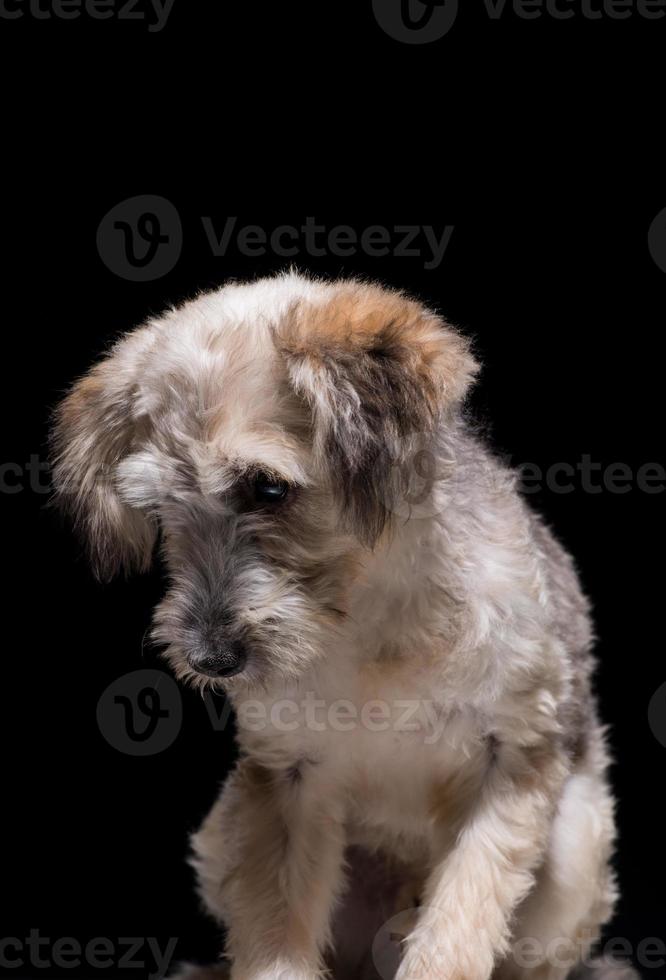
[52,273,628,980]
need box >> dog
[51,272,628,980]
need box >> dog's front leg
[194,758,345,980]
[396,739,569,980]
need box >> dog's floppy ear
[275,283,478,544]
[50,329,158,582]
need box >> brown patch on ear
[283,285,477,408]
[275,281,478,544]
[50,339,157,581]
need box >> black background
[0,1,664,977]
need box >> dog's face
[51,274,477,690]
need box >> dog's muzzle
[186,640,247,678]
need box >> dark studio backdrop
[0,2,665,978]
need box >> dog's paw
[395,939,492,980]
[229,962,321,980]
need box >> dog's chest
[239,657,488,844]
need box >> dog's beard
[151,559,332,695]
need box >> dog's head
[51,273,477,690]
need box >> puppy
[52,272,623,980]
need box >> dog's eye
[253,473,290,505]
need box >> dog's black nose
[187,641,247,678]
